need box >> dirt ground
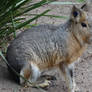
[0,0,92,92]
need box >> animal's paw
[34,80,51,89]
[74,87,80,92]
[72,86,80,92]
[72,83,80,92]
[22,80,51,89]
[38,80,51,88]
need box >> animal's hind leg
[59,62,77,92]
[20,64,32,86]
[20,62,41,87]
[30,63,51,88]
[20,63,50,88]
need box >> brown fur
[24,68,31,79]
[6,4,91,92]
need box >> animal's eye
[81,23,87,27]
[73,11,78,17]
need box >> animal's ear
[81,3,88,11]
[81,0,92,12]
[71,5,79,18]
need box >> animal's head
[70,4,91,44]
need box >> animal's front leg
[59,62,79,92]
[68,64,79,92]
